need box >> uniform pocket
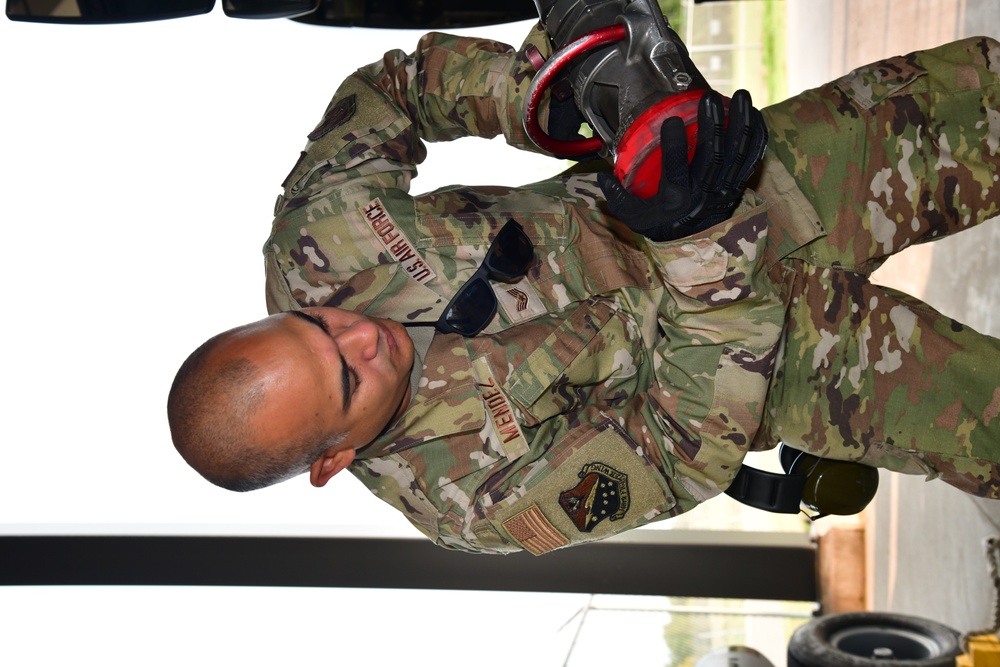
[501,298,641,422]
[858,440,940,479]
[835,53,928,110]
[413,198,574,320]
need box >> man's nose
[335,320,381,361]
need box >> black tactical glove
[546,92,603,162]
[598,89,767,242]
[547,93,588,142]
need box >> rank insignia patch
[494,275,545,323]
[309,94,356,141]
[558,462,631,533]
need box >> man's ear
[309,447,356,488]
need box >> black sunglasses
[435,219,535,337]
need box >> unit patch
[558,462,631,533]
[360,198,437,284]
[308,94,356,141]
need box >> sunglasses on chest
[434,219,535,337]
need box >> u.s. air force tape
[360,198,437,285]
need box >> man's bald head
[167,308,415,492]
[167,325,340,491]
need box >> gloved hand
[547,93,588,142]
[598,89,767,242]
[546,92,602,162]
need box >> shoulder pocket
[287,76,404,195]
[483,417,675,555]
[836,53,928,110]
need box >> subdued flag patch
[502,504,570,555]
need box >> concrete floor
[787,0,1000,638]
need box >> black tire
[787,611,961,667]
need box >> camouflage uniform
[264,26,1000,554]
[758,39,1000,496]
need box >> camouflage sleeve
[356,27,553,151]
[638,196,787,503]
[265,26,555,314]
[763,35,1000,270]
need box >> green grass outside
[679,0,787,106]
[762,0,787,103]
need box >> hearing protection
[724,444,880,520]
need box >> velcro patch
[502,504,570,555]
[490,420,675,553]
[494,276,546,324]
[558,461,630,533]
[308,94,356,141]
[360,198,437,285]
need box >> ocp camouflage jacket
[263,27,818,554]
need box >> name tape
[474,356,529,461]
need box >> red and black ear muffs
[725,444,880,520]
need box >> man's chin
[392,379,413,424]
[371,383,412,443]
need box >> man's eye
[314,315,331,335]
[348,365,361,395]
[339,353,358,410]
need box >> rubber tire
[786,612,961,667]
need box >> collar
[355,331,484,460]
[404,324,434,406]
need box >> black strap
[724,464,807,514]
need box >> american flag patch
[502,504,569,555]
